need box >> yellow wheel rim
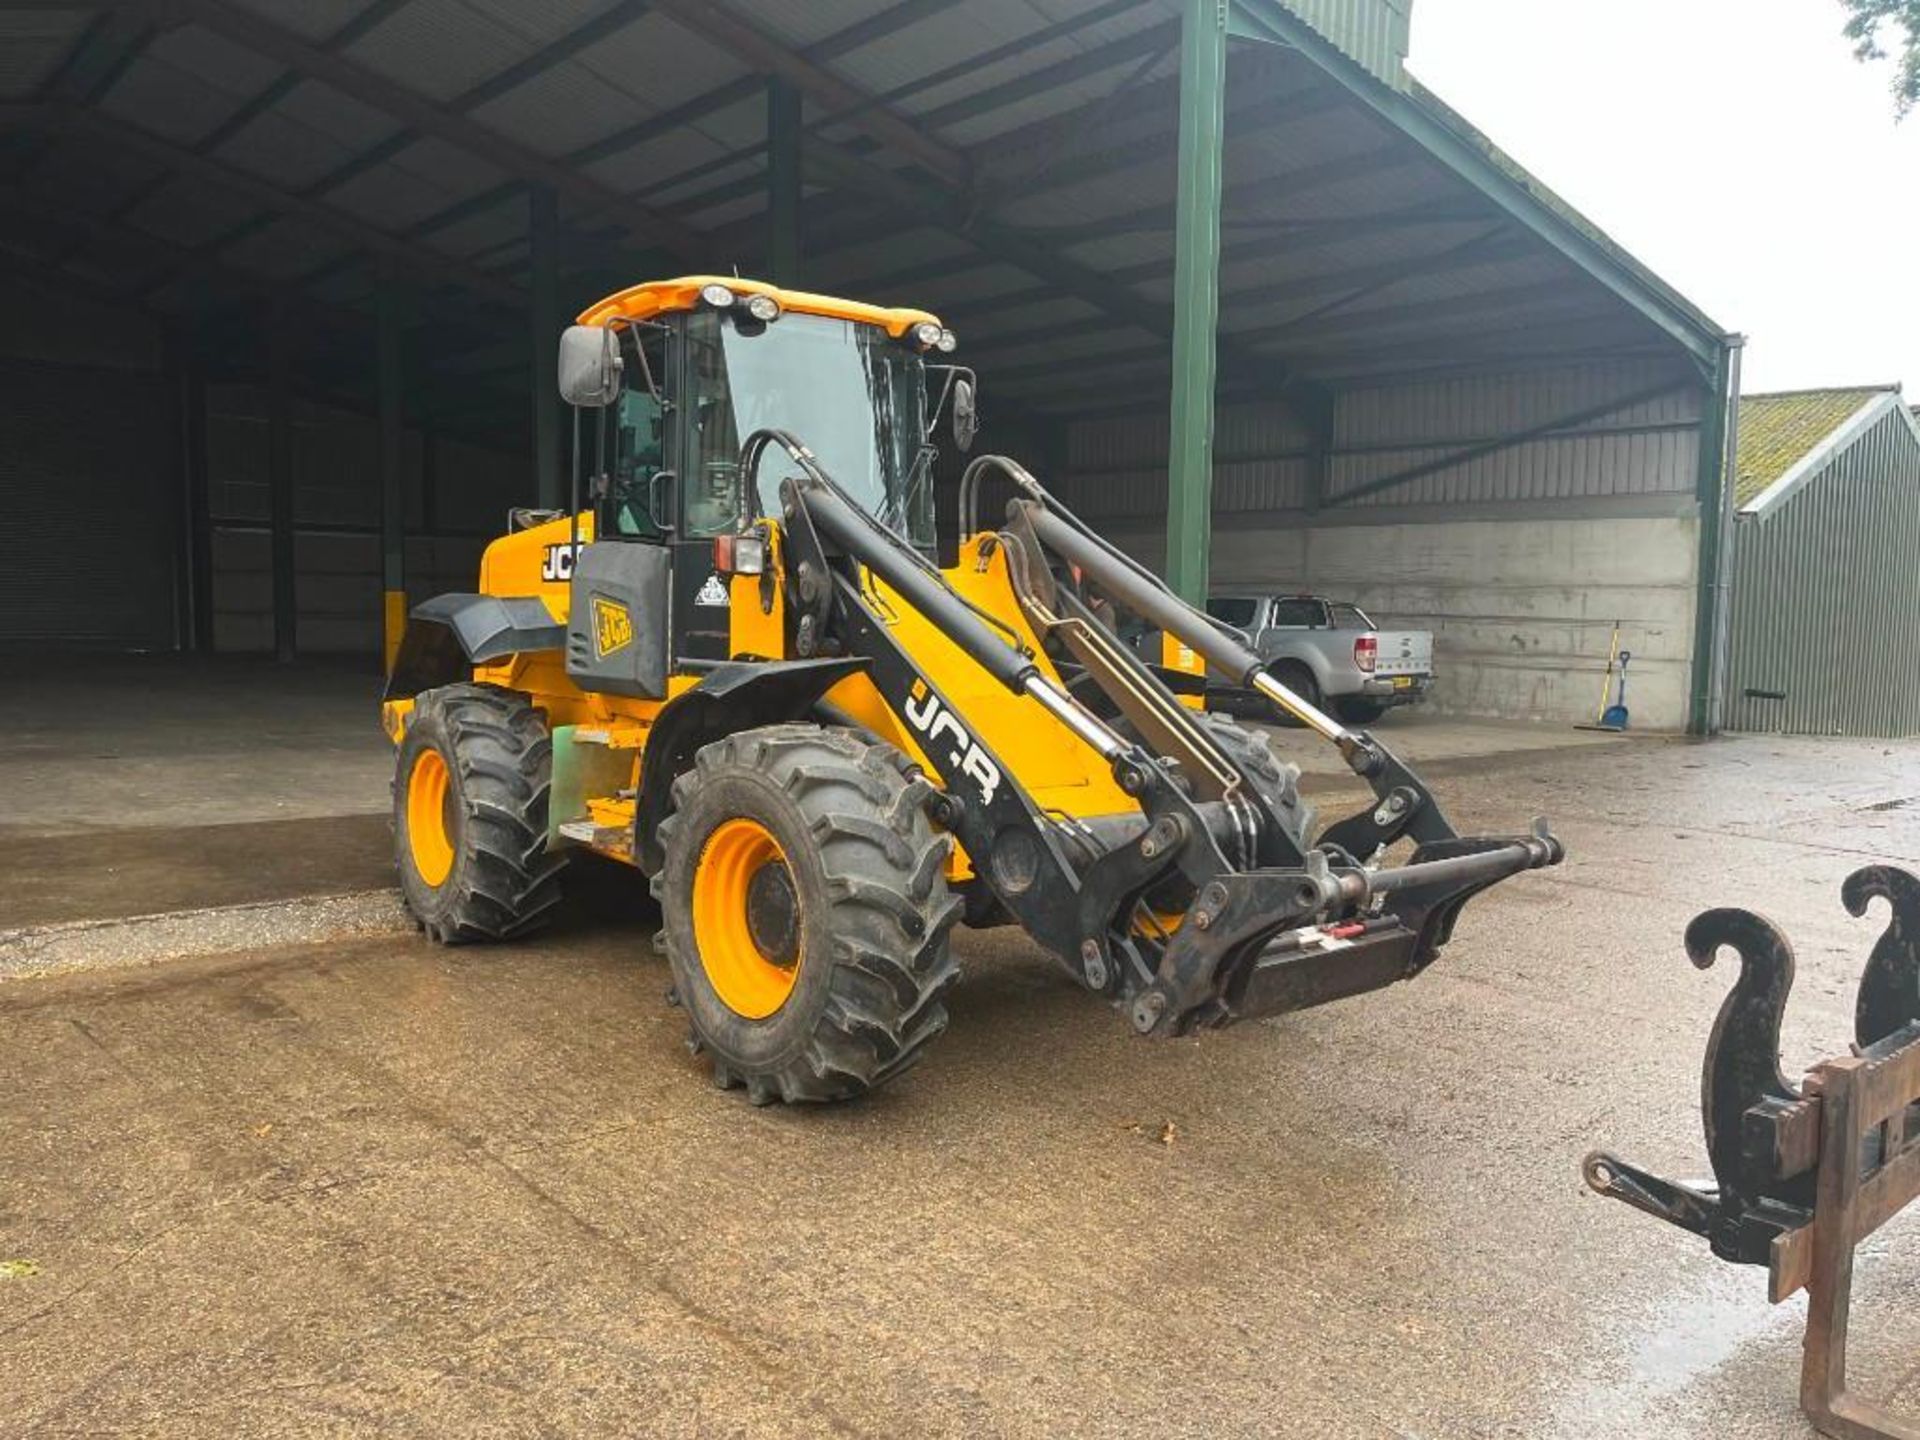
[1133,904,1186,939]
[406,747,457,888]
[691,817,803,1019]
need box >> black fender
[384,594,566,701]
[631,657,869,874]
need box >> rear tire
[394,684,565,943]
[655,724,962,1105]
[1335,697,1389,725]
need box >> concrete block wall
[212,528,490,655]
[206,385,524,656]
[1056,358,1709,730]
[1215,511,1698,729]
[1095,508,1698,729]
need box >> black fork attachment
[762,436,1564,1036]
[1585,866,1920,1266]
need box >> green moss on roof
[1735,388,1889,506]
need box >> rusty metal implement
[1584,866,1920,1440]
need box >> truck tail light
[1353,635,1377,673]
[713,531,766,576]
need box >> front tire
[1196,712,1316,852]
[655,724,962,1105]
[394,684,565,943]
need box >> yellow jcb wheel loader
[381,276,1564,1105]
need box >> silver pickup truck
[1204,594,1434,724]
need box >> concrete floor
[5,663,1920,1436]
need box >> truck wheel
[1266,661,1321,726]
[394,684,566,943]
[654,724,962,1105]
[1335,697,1389,725]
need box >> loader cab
[554,279,966,690]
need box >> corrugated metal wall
[1280,0,1413,89]
[0,360,176,649]
[1330,363,1701,504]
[1724,405,1920,737]
[1059,358,1700,518]
[0,278,176,650]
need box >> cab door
[564,325,675,697]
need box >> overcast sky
[1407,0,1920,394]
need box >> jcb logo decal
[592,596,633,659]
[903,678,1001,807]
[541,543,579,582]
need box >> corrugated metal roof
[0,0,1720,415]
[1734,388,1891,507]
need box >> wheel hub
[744,859,800,964]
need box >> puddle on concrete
[1547,1266,1799,1436]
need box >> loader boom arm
[763,436,1564,1035]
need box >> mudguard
[631,657,868,874]
[384,594,565,701]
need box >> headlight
[699,282,737,309]
[912,321,943,349]
[936,328,957,353]
[743,292,781,322]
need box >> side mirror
[952,377,978,453]
[557,325,622,408]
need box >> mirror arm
[619,318,667,404]
[924,364,960,441]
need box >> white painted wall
[1102,508,1700,730]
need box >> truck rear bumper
[1359,675,1432,705]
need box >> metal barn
[1724,386,1920,737]
[0,0,1734,730]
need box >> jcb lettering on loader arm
[381,275,1563,1105]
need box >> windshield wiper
[893,443,936,537]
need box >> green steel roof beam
[1688,338,1740,736]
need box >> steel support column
[767,76,802,284]
[377,259,406,672]
[529,184,563,510]
[177,288,212,652]
[1687,337,1740,737]
[1166,0,1227,602]
[268,304,296,663]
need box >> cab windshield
[683,308,934,546]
